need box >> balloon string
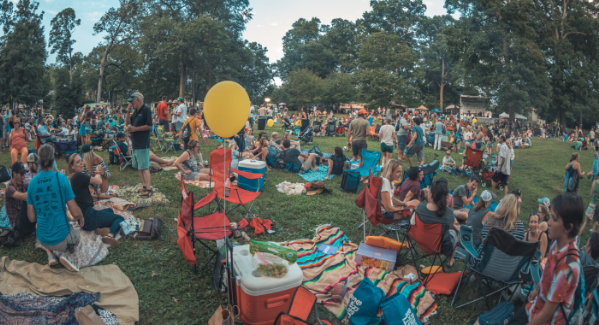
[223,145,230,308]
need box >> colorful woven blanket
[282,226,437,323]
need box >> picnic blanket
[298,165,333,182]
[151,156,179,171]
[282,226,437,323]
[0,292,118,325]
[35,204,135,268]
[174,172,213,189]
[276,181,306,195]
[114,184,170,210]
[0,256,139,325]
[300,149,333,160]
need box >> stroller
[298,126,314,143]
[480,165,503,189]
[325,120,337,136]
[403,153,439,192]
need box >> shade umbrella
[499,112,509,118]
[417,105,428,110]
[431,108,442,113]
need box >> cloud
[271,22,278,26]
[46,10,57,15]
[87,11,104,22]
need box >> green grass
[0,120,596,324]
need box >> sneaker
[48,254,58,266]
[59,255,79,272]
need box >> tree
[93,0,138,103]
[0,0,46,107]
[322,72,357,109]
[278,69,323,109]
[49,8,80,87]
[361,0,427,46]
[53,53,84,119]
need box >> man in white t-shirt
[379,118,396,166]
[492,134,511,196]
[172,97,188,132]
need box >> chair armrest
[459,225,479,260]
[530,249,542,285]
[231,167,263,180]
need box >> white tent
[499,112,509,118]
[515,114,527,120]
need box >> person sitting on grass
[67,154,122,248]
[81,144,111,194]
[116,132,174,167]
[279,139,318,173]
[399,167,423,203]
[442,150,456,172]
[249,137,271,170]
[466,190,496,248]
[27,144,83,272]
[174,139,212,181]
[480,194,525,246]
[325,147,348,180]
[507,193,583,325]
[416,179,460,267]
[581,137,589,151]
[452,175,479,222]
[573,138,583,150]
[380,160,421,220]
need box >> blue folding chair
[452,226,540,309]
[347,149,381,177]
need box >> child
[508,193,583,324]
[442,150,456,173]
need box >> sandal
[140,188,153,198]
[102,235,120,248]
[137,186,147,194]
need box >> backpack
[0,227,23,247]
[557,251,585,324]
[181,121,192,142]
[266,147,282,168]
[128,216,162,240]
[474,301,514,325]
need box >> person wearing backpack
[508,193,583,324]
[179,108,203,150]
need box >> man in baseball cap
[347,108,370,162]
[468,190,497,247]
[538,197,550,208]
[24,153,39,187]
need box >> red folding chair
[209,148,263,218]
[399,212,450,286]
[465,146,484,170]
[273,286,331,325]
[177,177,232,275]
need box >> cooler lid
[238,159,266,169]
[233,245,303,296]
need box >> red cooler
[232,244,303,325]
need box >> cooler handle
[265,295,290,309]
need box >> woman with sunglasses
[174,139,212,181]
[8,118,29,164]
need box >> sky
[28,0,449,64]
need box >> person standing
[125,92,153,198]
[434,118,444,151]
[396,113,410,161]
[179,108,203,150]
[171,97,187,133]
[492,135,511,196]
[405,117,425,167]
[379,118,396,166]
[347,109,370,162]
[156,96,169,133]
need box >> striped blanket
[282,226,437,323]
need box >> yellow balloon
[267,119,274,127]
[203,81,250,138]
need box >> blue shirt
[27,170,75,246]
[368,116,373,126]
[435,122,443,135]
[413,125,425,146]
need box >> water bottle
[224,178,231,197]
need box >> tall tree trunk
[207,56,213,90]
[179,55,186,97]
[96,47,110,103]
[559,108,566,127]
[439,59,445,112]
[69,63,73,88]
[509,105,515,121]
[191,74,196,105]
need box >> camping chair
[325,120,337,136]
[176,177,231,276]
[451,226,539,309]
[282,119,293,131]
[273,286,332,325]
[111,139,132,171]
[156,125,178,154]
[312,121,322,136]
[208,148,263,218]
[347,149,381,178]
[464,146,485,175]
[356,170,408,241]
[51,139,79,162]
[399,211,450,286]
[403,155,440,191]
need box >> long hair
[539,204,551,222]
[38,144,55,170]
[431,180,448,217]
[67,153,79,180]
[381,159,401,181]
[486,194,520,232]
[571,152,579,162]
[82,151,97,174]
[473,197,489,212]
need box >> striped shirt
[480,219,525,245]
[83,159,111,179]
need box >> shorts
[183,171,199,181]
[158,118,169,128]
[381,142,394,153]
[174,121,183,132]
[492,171,509,185]
[382,210,411,220]
[397,135,407,150]
[406,145,424,162]
[300,156,312,171]
[40,226,80,253]
[132,148,150,170]
[593,202,599,222]
[475,141,482,150]
[352,140,368,157]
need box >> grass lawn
[0,119,596,324]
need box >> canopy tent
[416,105,428,110]
[445,105,460,110]
[431,108,442,113]
[499,112,509,118]
[515,113,527,120]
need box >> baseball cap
[11,161,26,175]
[127,92,144,102]
[81,144,91,153]
[116,131,126,138]
[358,109,368,116]
[538,197,550,207]
[27,153,39,164]
[480,190,497,202]
[178,97,184,102]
